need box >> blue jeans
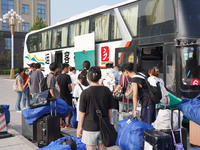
[22,87,30,108]
[141,103,156,124]
[15,91,22,111]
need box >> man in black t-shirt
[123,63,155,124]
[57,63,72,128]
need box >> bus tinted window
[69,19,89,46]
[119,2,139,37]
[139,0,174,37]
[111,12,122,40]
[91,12,110,42]
[27,34,38,52]
[41,30,52,50]
[52,25,68,49]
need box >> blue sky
[51,0,125,25]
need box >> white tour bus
[24,0,135,74]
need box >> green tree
[29,16,48,32]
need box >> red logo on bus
[191,78,200,85]
[101,46,109,62]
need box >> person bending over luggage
[78,66,113,150]
[123,63,155,124]
[57,63,72,128]
[47,62,59,98]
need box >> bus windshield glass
[181,47,200,86]
[178,0,200,38]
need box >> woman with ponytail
[77,66,114,149]
[73,73,90,123]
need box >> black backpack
[40,75,48,92]
[134,73,162,104]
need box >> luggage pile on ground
[22,91,73,147]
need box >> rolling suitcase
[37,99,60,147]
[22,115,37,142]
[160,108,187,150]
[143,129,172,150]
[189,120,200,146]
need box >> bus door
[55,51,63,68]
[138,45,163,77]
[74,33,95,70]
[115,46,137,71]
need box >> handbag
[125,77,133,99]
[114,75,125,101]
[93,91,118,147]
[13,78,21,92]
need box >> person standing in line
[21,68,30,109]
[47,62,59,99]
[69,67,77,92]
[113,73,133,112]
[73,73,90,137]
[123,63,155,124]
[114,65,122,76]
[29,63,44,98]
[57,63,72,128]
[78,66,113,150]
[80,60,90,76]
[15,68,24,112]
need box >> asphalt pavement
[0,75,120,150]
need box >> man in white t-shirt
[69,67,77,93]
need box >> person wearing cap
[100,61,120,86]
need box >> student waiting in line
[123,63,155,124]
[78,66,113,150]
[57,63,72,128]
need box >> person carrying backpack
[123,63,156,124]
[100,61,120,92]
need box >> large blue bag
[22,98,72,125]
[37,136,86,150]
[116,118,154,150]
[1,105,10,124]
[178,94,200,125]
[70,105,77,129]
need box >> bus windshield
[181,47,200,86]
[178,0,200,38]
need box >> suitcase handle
[171,108,181,130]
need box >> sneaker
[65,124,70,128]
[60,122,64,128]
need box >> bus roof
[28,0,138,35]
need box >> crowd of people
[14,60,166,150]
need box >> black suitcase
[161,108,187,150]
[37,99,60,147]
[22,115,37,142]
[143,129,172,150]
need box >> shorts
[81,130,102,145]
[62,94,72,106]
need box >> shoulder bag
[13,76,21,92]
[114,74,124,101]
[125,77,133,99]
[93,90,118,147]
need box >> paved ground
[0,75,199,150]
[0,75,119,150]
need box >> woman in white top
[73,73,90,123]
[148,67,169,107]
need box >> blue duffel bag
[38,136,86,150]
[116,118,154,150]
[70,104,77,129]
[22,98,72,125]
[1,105,10,124]
[178,94,200,125]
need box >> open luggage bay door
[74,32,95,70]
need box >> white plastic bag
[152,109,183,130]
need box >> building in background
[0,0,50,69]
